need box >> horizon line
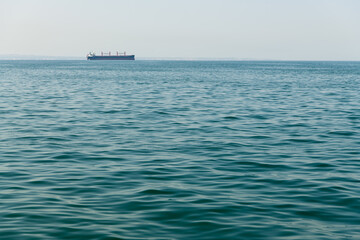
[0,54,359,62]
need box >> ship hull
[87,55,135,60]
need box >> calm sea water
[0,60,359,239]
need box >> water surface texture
[1,60,360,239]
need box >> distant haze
[1,0,360,60]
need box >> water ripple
[0,60,360,239]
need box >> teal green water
[0,60,359,239]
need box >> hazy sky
[1,0,360,60]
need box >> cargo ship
[87,51,135,60]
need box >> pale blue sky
[1,0,359,60]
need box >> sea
[0,60,359,239]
